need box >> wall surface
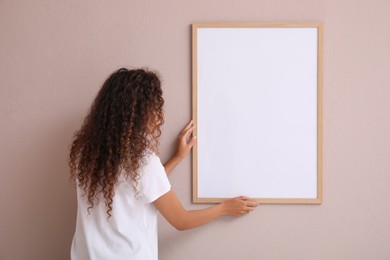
[1,0,389,259]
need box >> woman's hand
[174,120,196,160]
[221,196,258,216]
[163,120,197,175]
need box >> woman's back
[71,152,171,260]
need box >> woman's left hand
[174,120,197,160]
[164,120,197,175]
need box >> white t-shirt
[70,152,171,260]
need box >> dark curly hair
[68,68,164,217]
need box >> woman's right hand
[221,196,258,216]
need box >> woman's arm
[164,120,196,175]
[159,121,257,230]
[154,189,258,231]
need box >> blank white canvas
[196,28,318,199]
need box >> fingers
[238,207,253,216]
[236,196,259,211]
[181,125,197,144]
[245,201,259,207]
[183,125,196,138]
[181,120,194,134]
[241,202,257,216]
[235,196,258,206]
[188,135,197,146]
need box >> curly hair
[68,68,164,217]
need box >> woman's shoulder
[141,150,164,172]
[118,151,162,179]
[143,150,160,162]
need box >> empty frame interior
[192,22,323,204]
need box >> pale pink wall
[1,0,389,259]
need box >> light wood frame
[192,22,323,204]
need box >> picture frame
[192,22,323,204]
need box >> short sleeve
[138,153,171,203]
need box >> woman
[69,68,258,260]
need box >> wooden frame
[192,22,323,204]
